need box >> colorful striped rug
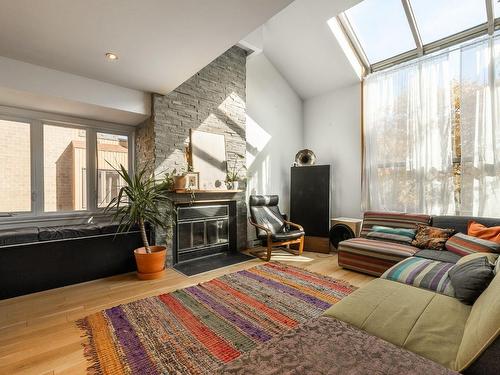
[77,262,356,375]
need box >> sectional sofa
[338,212,500,276]
[219,212,500,374]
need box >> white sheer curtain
[460,38,500,216]
[362,53,454,214]
[363,35,500,216]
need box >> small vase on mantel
[226,181,239,190]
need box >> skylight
[411,0,486,44]
[335,0,499,74]
[345,0,416,63]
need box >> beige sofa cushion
[323,278,471,370]
[456,271,500,371]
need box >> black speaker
[290,165,330,237]
[329,224,355,249]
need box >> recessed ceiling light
[105,52,119,61]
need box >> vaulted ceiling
[255,0,363,99]
[0,0,293,94]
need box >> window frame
[0,105,135,224]
[338,0,496,75]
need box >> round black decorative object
[329,224,355,249]
[295,149,316,166]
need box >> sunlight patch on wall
[217,92,246,129]
[245,114,271,167]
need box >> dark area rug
[174,252,254,276]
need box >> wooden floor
[0,249,374,375]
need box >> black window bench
[0,223,153,300]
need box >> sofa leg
[298,237,304,256]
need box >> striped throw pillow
[366,231,413,245]
[445,232,500,256]
[360,211,431,238]
[381,257,455,296]
[371,226,416,238]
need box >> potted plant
[106,164,170,280]
[226,152,246,190]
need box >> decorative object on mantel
[190,129,227,190]
[184,171,200,190]
[295,149,317,166]
[105,163,170,280]
[161,168,188,191]
[77,262,357,375]
[226,152,246,190]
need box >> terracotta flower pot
[134,245,167,280]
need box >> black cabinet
[290,165,330,237]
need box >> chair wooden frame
[248,218,304,261]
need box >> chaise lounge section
[324,253,500,374]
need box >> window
[44,124,87,212]
[363,35,500,217]
[345,0,416,63]
[96,132,129,207]
[0,108,133,219]
[335,0,497,73]
[0,120,31,213]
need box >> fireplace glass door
[176,204,230,262]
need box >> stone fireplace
[136,46,247,266]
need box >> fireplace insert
[175,203,235,263]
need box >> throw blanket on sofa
[217,317,457,375]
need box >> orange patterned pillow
[412,224,455,250]
[468,221,500,243]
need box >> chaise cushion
[338,237,419,276]
[381,257,455,297]
[323,278,471,370]
[360,211,431,238]
[0,227,39,246]
[39,224,101,241]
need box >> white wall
[304,83,362,219]
[0,56,150,125]
[246,52,303,231]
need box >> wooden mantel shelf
[171,189,244,194]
